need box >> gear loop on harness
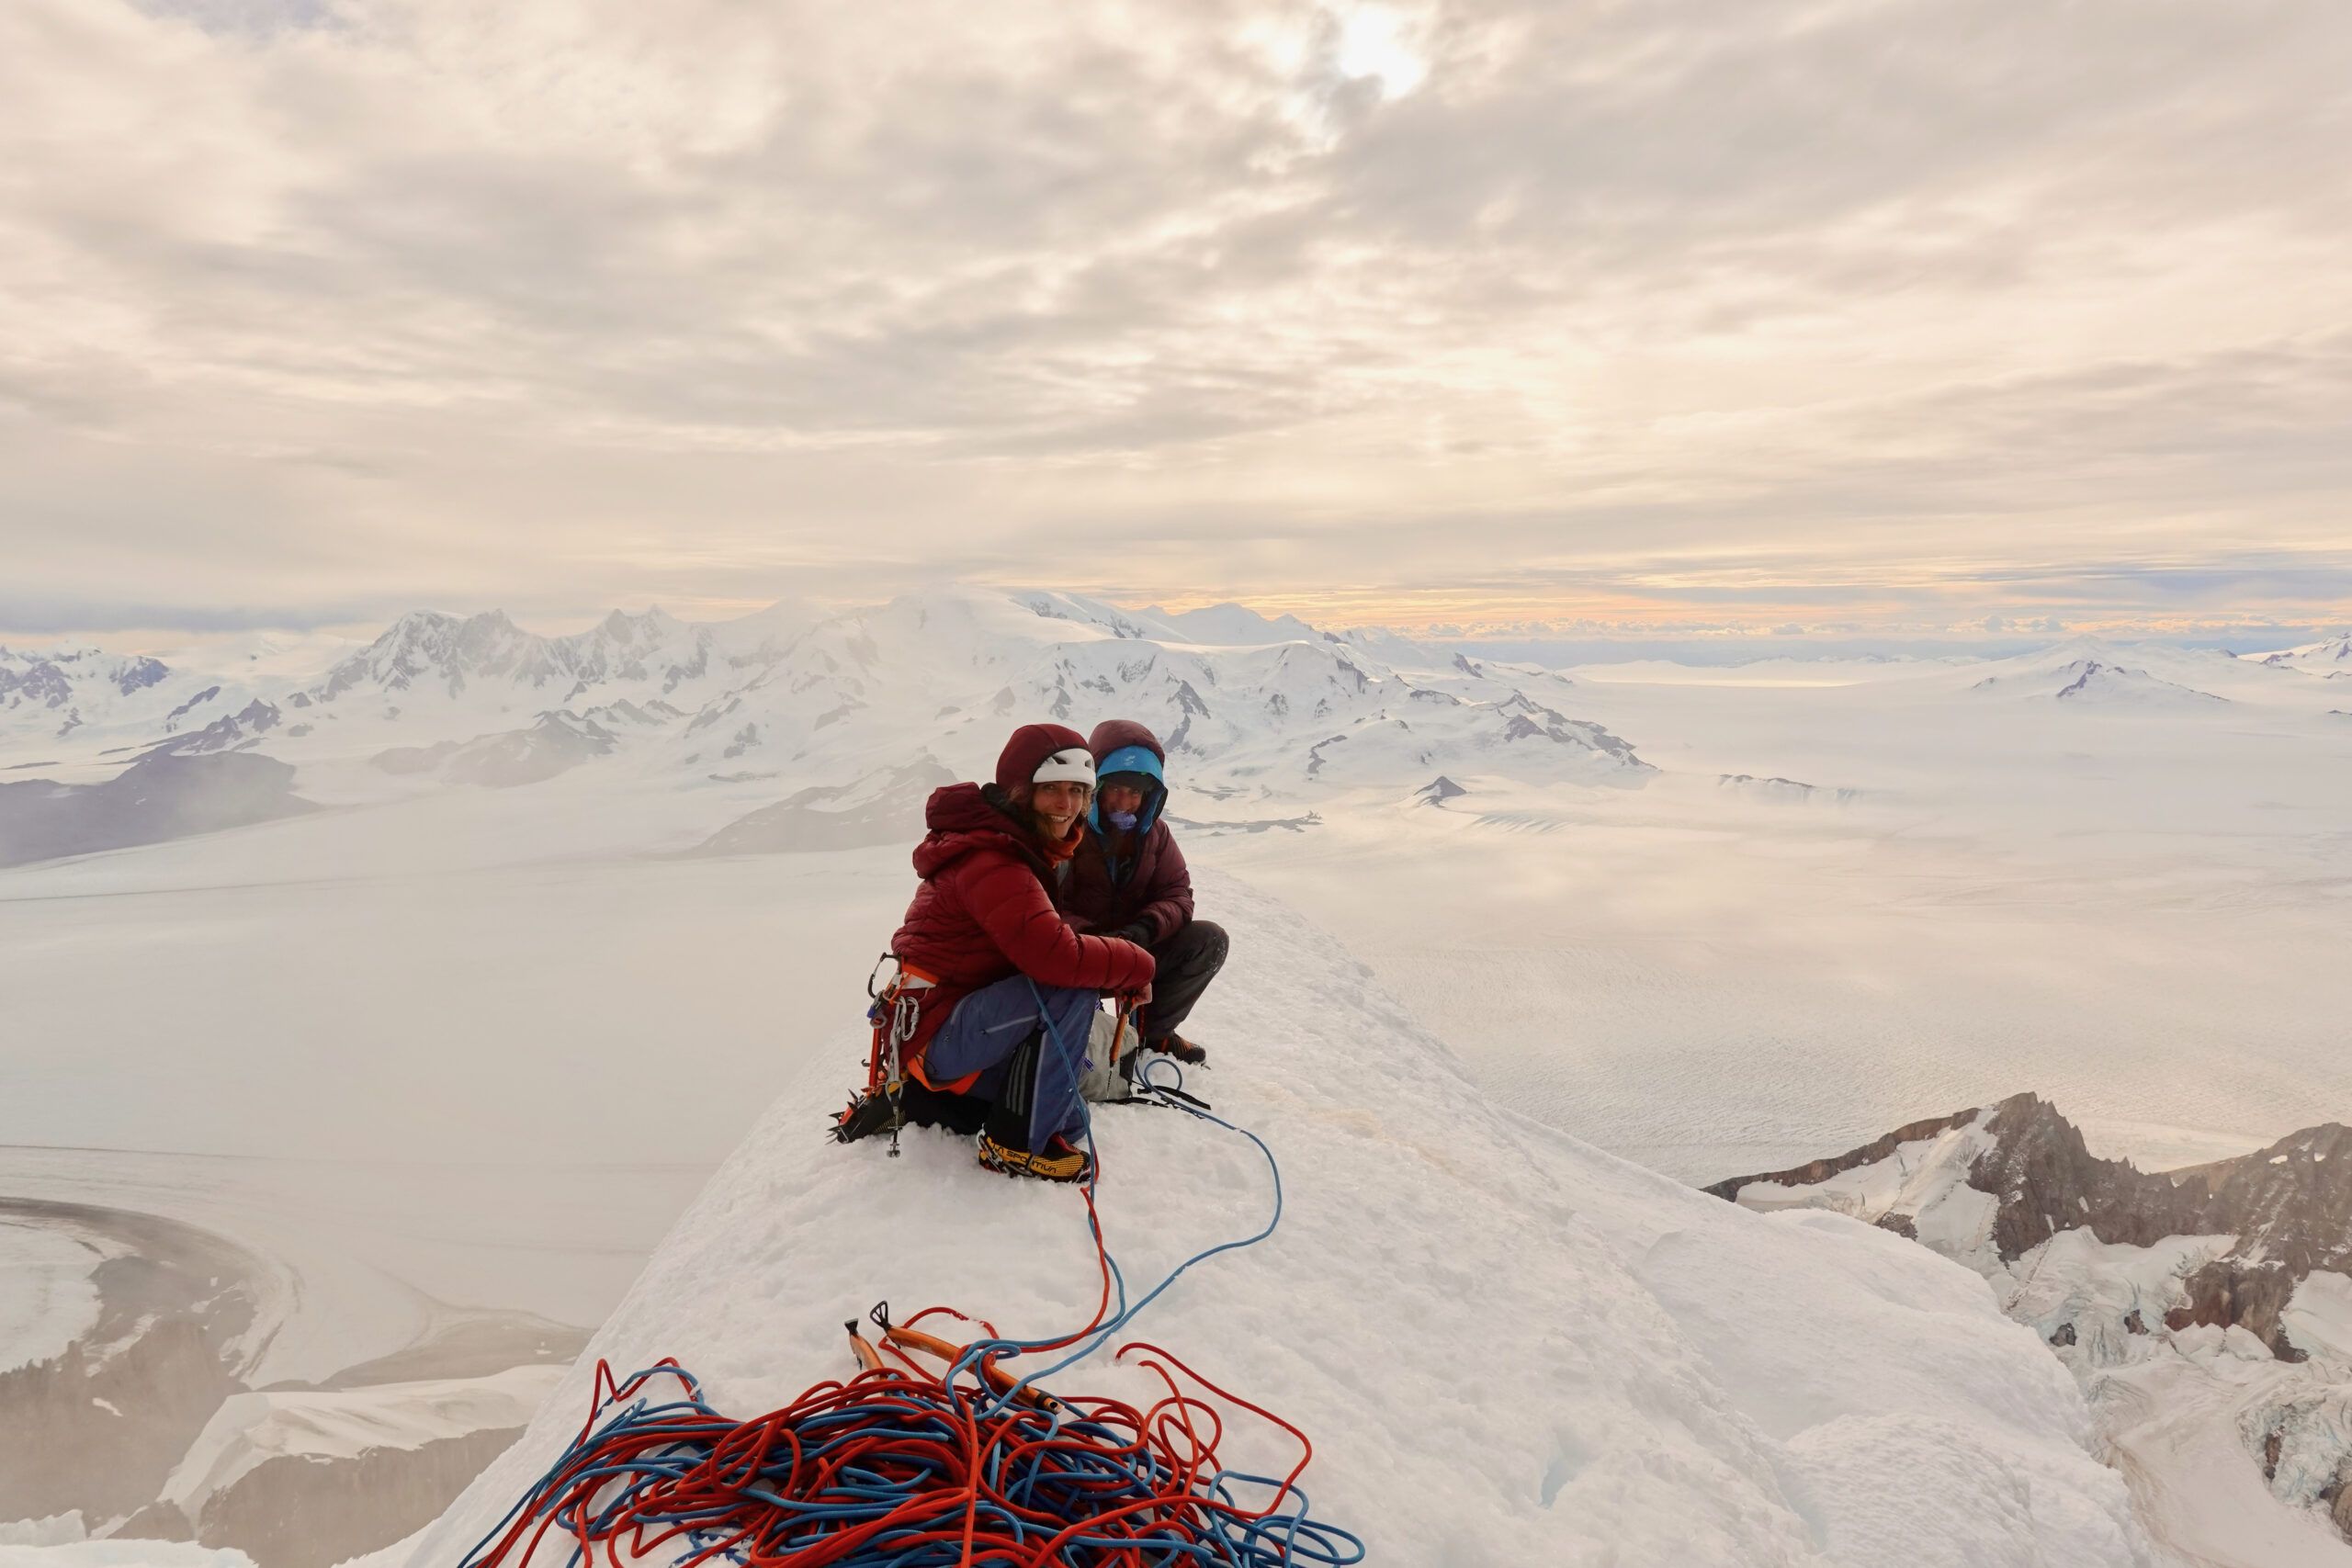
[835,955,940,1154]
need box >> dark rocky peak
[2168,1123,2352,1357]
[143,701,283,759]
[1967,1093,2205,1258]
[313,610,529,700]
[1487,697,1649,767]
[164,686,222,725]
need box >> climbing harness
[460,1019,1363,1568]
[838,969,1203,1157]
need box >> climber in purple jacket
[1063,719,1226,1066]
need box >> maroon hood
[911,783,1035,880]
[1086,718,1165,767]
[995,723,1089,792]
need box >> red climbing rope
[458,1068,1361,1566]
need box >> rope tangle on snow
[457,1038,1363,1567]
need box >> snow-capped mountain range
[5,603,2345,874]
[1,590,1655,829]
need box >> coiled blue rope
[453,985,1364,1568]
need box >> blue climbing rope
[454,987,1364,1568]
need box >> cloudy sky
[3,0,2347,645]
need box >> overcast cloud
[3,0,2347,641]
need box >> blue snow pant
[922,975,1100,1151]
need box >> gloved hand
[1109,922,1153,947]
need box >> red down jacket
[889,781,1155,1078]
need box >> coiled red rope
[457,1065,1360,1566]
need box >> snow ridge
[409,874,2147,1568]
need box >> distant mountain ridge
[1971,654,2228,707]
[8,597,2341,871]
[2256,633,2352,672]
[305,608,734,705]
[6,589,1652,795]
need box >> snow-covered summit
[410,875,2147,1567]
[0,647,170,708]
[2257,634,2352,673]
[660,587,1655,792]
[0,646,198,750]
[1138,601,1324,646]
[307,608,723,707]
[1969,644,2228,707]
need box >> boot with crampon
[975,1028,1093,1182]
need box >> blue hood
[1087,742,1166,833]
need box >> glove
[1109,922,1153,947]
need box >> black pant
[1139,919,1227,1042]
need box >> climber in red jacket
[882,723,1155,1181]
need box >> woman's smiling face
[1030,779,1090,839]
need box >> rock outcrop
[194,1427,525,1568]
[1713,1094,2352,1356]
[0,1200,262,1524]
[0,751,317,868]
[1714,1097,2352,1550]
[0,1201,583,1568]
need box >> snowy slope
[409,874,2148,1567]
[1737,1119,2006,1273]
